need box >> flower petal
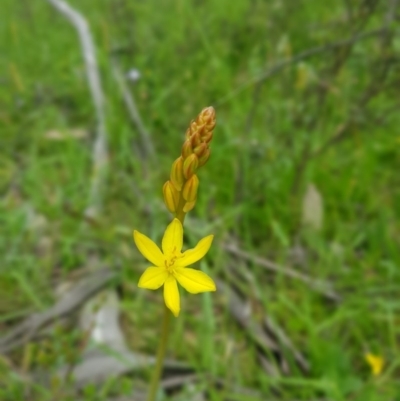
[176,235,214,267]
[133,230,164,266]
[174,267,216,293]
[164,275,180,317]
[162,218,183,255]
[138,267,168,289]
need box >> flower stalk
[146,304,171,401]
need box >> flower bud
[170,157,184,191]
[190,132,202,147]
[181,139,193,159]
[182,174,199,202]
[196,123,206,137]
[189,121,198,135]
[183,199,196,213]
[198,148,210,167]
[183,153,199,179]
[193,142,207,157]
[163,181,179,213]
[199,106,216,131]
[201,130,213,144]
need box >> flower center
[164,246,182,273]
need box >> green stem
[146,304,171,401]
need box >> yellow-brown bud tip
[199,106,216,131]
[198,148,211,167]
[183,199,196,213]
[201,106,216,119]
[201,130,213,144]
[190,132,202,147]
[183,153,199,179]
[193,142,208,157]
[170,157,184,191]
[163,181,179,213]
[182,174,199,202]
[181,139,193,159]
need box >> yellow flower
[133,218,216,317]
[365,352,384,376]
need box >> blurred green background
[1,0,400,400]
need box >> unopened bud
[170,157,184,191]
[197,123,206,137]
[183,153,199,179]
[190,132,202,147]
[198,148,211,167]
[163,181,179,213]
[183,199,196,213]
[185,125,193,139]
[199,106,216,131]
[189,121,198,135]
[181,139,193,159]
[182,174,199,202]
[193,142,207,157]
[201,130,213,144]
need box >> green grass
[1,0,400,399]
